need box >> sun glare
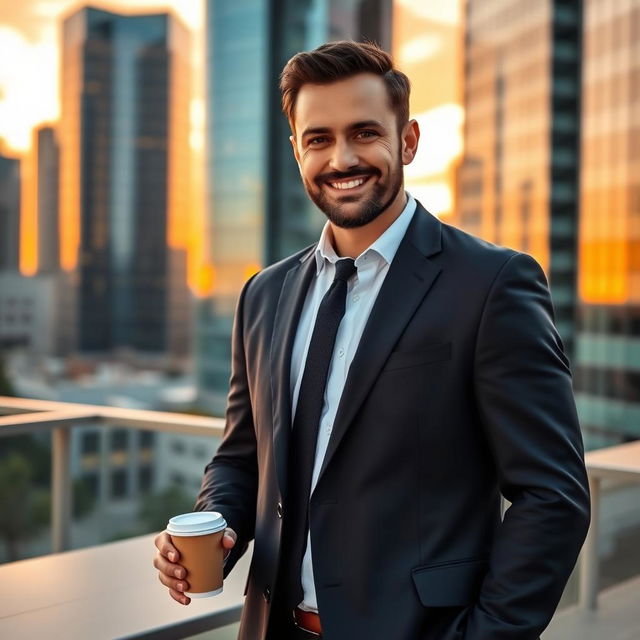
[0,26,58,152]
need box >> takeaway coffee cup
[166,511,227,597]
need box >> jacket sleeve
[193,273,259,576]
[464,252,590,639]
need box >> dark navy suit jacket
[195,201,590,640]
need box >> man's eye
[356,130,378,139]
[309,136,329,145]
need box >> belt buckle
[292,609,321,637]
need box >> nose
[329,138,358,173]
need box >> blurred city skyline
[0,0,463,294]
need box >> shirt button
[338,348,344,357]
[263,586,271,602]
[276,502,283,518]
[326,424,332,435]
[353,294,360,302]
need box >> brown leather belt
[293,607,322,636]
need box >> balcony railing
[0,395,226,553]
[1,396,639,639]
[0,395,239,639]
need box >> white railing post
[52,426,72,552]
[579,475,600,610]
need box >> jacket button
[263,586,271,603]
[276,502,283,518]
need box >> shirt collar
[314,192,417,274]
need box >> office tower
[36,126,60,274]
[0,272,60,353]
[0,152,21,272]
[197,0,393,413]
[574,0,640,448]
[457,1,582,356]
[60,7,191,358]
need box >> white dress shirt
[289,193,417,611]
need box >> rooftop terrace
[1,397,638,639]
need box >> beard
[303,155,404,229]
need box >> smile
[326,175,372,191]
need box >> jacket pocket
[382,342,452,373]
[412,557,488,607]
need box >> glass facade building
[456,0,581,356]
[36,126,60,275]
[458,0,640,449]
[0,152,21,272]
[574,0,640,448]
[197,0,392,413]
[60,8,191,357]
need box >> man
[154,41,590,639]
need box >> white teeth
[329,177,366,190]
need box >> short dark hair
[280,40,411,134]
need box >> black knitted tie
[283,257,357,608]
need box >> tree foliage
[0,352,14,397]
[0,453,50,561]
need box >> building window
[111,469,128,498]
[82,432,100,454]
[139,466,153,493]
[139,430,155,448]
[171,440,186,454]
[111,428,128,452]
[82,472,99,498]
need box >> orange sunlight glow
[579,240,629,304]
[393,0,463,219]
[2,0,209,291]
[19,146,38,275]
[7,0,461,292]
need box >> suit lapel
[270,247,317,499]
[318,204,443,482]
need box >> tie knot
[334,258,356,283]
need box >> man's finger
[153,552,187,580]
[155,530,180,562]
[169,587,191,606]
[157,569,190,594]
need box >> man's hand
[153,527,237,605]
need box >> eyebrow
[300,120,386,139]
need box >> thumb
[222,527,237,550]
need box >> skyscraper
[0,152,21,272]
[574,0,640,448]
[197,0,393,413]
[458,0,640,449]
[60,7,191,358]
[35,126,60,274]
[457,0,582,356]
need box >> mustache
[315,168,379,186]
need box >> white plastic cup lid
[166,511,227,537]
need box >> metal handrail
[3,396,640,614]
[0,395,225,552]
[579,440,640,611]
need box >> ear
[401,119,420,166]
[290,135,302,171]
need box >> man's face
[291,73,409,229]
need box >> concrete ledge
[0,533,250,640]
[545,574,640,639]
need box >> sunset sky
[0,0,462,292]
[0,0,205,153]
